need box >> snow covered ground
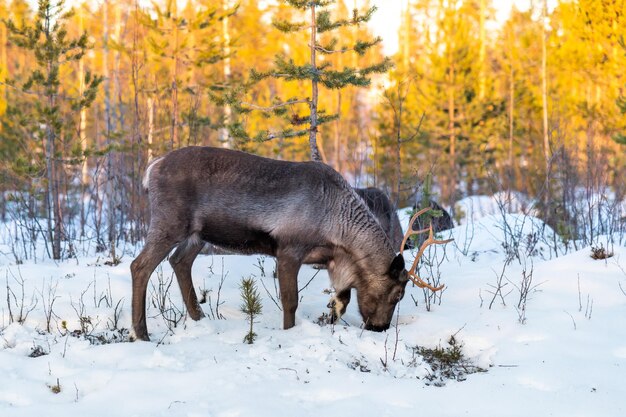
[1,209,625,417]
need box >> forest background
[0,0,625,262]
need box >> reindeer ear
[389,253,405,279]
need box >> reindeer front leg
[328,288,351,323]
[276,254,302,329]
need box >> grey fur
[131,147,409,340]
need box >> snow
[1,207,626,417]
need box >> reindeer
[131,147,449,341]
[201,187,403,256]
[353,187,404,250]
[407,199,454,249]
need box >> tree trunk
[103,0,116,261]
[220,0,232,148]
[78,6,88,238]
[0,10,7,115]
[171,1,179,150]
[447,56,456,204]
[78,7,88,187]
[0,18,7,221]
[334,90,342,172]
[402,0,411,71]
[541,0,550,168]
[131,0,142,242]
[40,5,62,260]
[46,108,62,259]
[114,3,125,245]
[508,64,515,210]
[44,11,62,260]
[478,0,486,100]
[395,88,403,208]
[147,95,155,160]
[308,3,322,162]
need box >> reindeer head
[332,207,453,332]
[356,253,409,331]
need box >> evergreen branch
[312,42,351,55]
[275,128,310,139]
[617,94,626,113]
[320,68,369,89]
[254,56,319,82]
[313,37,338,53]
[317,113,339,125]
[272,18,307,33]
[3,70,101,109]
[318,58,393,89]
[352,6,377,25]
[359,57,395,76]
[313,37,381,55]
[0,81,46,98]
[354,37,382,56]
[256,127,309,142]
[240,98,310,111]
[317,5,377,33]
[284,0,311,9]
[284,0,333,10]
[0,81,89,102]
[249,68,270,82]
[316,10,342,33]
[613,134,626,145]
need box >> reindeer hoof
[188,308,205,321]
[327,297,344,324]
[129,329,150,342]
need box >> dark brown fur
[354,188,404,250]
[131,147,409,341]
[407,200,454,248]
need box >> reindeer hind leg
[131,235,178,341]
[169,236,205,321]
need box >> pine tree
[4,0,102,259]
[240,277,262,344]
[232,0,392,162]
[212,0,273,155]
[375,76,427,206]
[137,0,235,151]
[405,0,504,203]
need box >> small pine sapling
[240,277,262,344]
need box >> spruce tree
[225,0,392,161]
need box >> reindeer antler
[400,207,454,292]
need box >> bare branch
[400,111,426,144]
